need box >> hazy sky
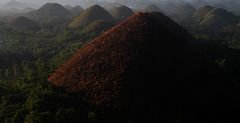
[0,0,240,9]
[0,0,238,5]
[0,0,89,6]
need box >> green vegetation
[110,5,134,21]
[68,5,114,29]
[0,14,107,122]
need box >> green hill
[81,19,114,36]
[194,5,214,20]
[168,4,196,21]
[28,3,72,23]
[68,5,114,29]
[70,5,84,16]
[199,8,240,29]
[110,5,134,22]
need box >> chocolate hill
[28,3,72,22]
[49,12,234,122]
[194,5,214,20]
[2,0,27,9]
[109,5,134,22]
[199,8,240,29]
[143,4,162,12]
[70,5,84,16]
[68,5,114,29]
[11,16,40,31]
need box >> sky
[0,0,240,9]
[0,0,238,5]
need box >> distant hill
[11,16,40,31]
[49,12,232,122]
[172,4,196,19]
[2,0,27,9]
[68,5,114,29]
[84,0,121,10]
[109,5,134,22]
[194,5,214,20]
[64,5,73,10]
[21,7,35,13]
[69,5,84,16]
[188,0,208,9]
[199,8,240,29]
[143,4,162,12]
[28,3,72,23]
[161,3,196,22]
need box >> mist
[0,0,240,13]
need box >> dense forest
[1,0,240,123]
[0,4,106,123]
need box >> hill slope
[81,20,114,36]
[194,5,214,21]
[49,12,234,122]
[11,16,40,31]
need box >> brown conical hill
[49,12,232,122]
[68,5,114,28]
[110,5,134,22]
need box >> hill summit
[49,12,232,122]
[68,5,114,28]
[28,3,72,22]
